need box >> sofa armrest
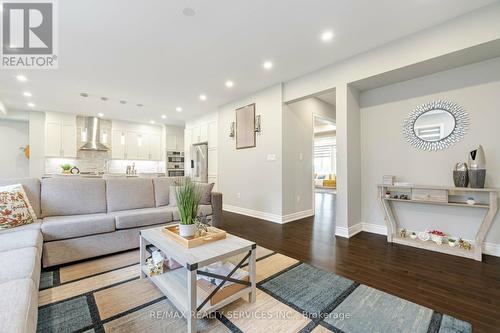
[211,192,223,227]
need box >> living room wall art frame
[235,103,256,149]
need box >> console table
[378,184,498,261]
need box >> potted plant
[448,238,457,247]
[176,178,202,237]
[60,164,72,174]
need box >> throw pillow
[0,184,37,230]
[199,183,214,205]
[169,186,179,206]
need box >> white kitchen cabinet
[166,134,177,151]
[184,128,192,172]
[45,113,77,157]
[149,133,162,160]
[200,123,208,143]
[208,121,217,149]
[111,130,126,159]
[191,126,201,144]
[125,131,139,160]
[137,133,150,160]
[45,122,62,157]
[62,124,77,157]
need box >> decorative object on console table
[175,178,202,237]
[453,162,469,188]
[468,145,486,188]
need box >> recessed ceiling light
[175,106,182,112]
[225,80,234,88]
[27,102,35,107]
[97,113,104,117]
[321,30,334,42]
[199,94,207,101]
[182,7,196,16]
[161,115,167,119]
[263,61,273,70]
[120,100,127,104]
[23,91,32,97]
[150,120,155,124]
[16,75,27,82]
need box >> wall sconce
[229,121,235,138]
[255,115,261,133]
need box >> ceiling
[0,0,496,126]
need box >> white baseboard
[223,204,283,223]
[483,242,500,257]
[223,205,314,224]
[282,209,315,223]
[335,223,362,238]
[346,222,500,258]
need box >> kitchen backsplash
[45,154,164,174]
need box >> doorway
[313,114,337,222]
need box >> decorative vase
[468,145,486,188]
[453,162,468,188]
[179,224,197,238]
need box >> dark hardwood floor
[217,192,500,333]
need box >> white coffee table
[139,226,257,333]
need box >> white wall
[0,119,29,178]
[28,112,45,178]
[360,57,500,245]
[283,97,336,216]
[218,84,283,219]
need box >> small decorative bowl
[431,234,444,245]
[410,233,417,240]
[466,199,476,205]
[417,232,430,242]
[448,240,456,247]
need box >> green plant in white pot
[176,178,202,237]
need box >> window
[314,140,336,175]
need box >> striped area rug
[37,247,471,333]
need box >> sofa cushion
[0,229,42,253]
[41,178,106,217]
[0,247,41,286]
[152,177,184,207]
[0,178,41,218]
[0,183,38,230]
[112,207,174,229]
[0,279,38,333]
[106,178,155,212]
[172,204,212,221]
[42,213,115,241]
[199,183,214,205]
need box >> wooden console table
[378,184,498,261]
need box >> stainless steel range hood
[79,117,109,151]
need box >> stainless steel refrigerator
[191,143,208,182]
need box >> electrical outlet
[236,192,241,199]
[296,195,301,203]
[299,153,303,161]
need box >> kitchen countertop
[43,172,166,179]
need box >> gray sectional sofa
[0,177,222,333]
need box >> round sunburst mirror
[403,100,469,151]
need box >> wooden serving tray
[163,225,227,248]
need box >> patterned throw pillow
[0,184,37,230]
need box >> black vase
[453,171,469,188]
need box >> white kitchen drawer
[411,189,448,202]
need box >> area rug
[37,247,471,333]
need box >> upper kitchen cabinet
[165,126,185,151]
[45,112,77,158]
[149,133,162,160]
[111,120,163,161]
[189,122,214,146]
